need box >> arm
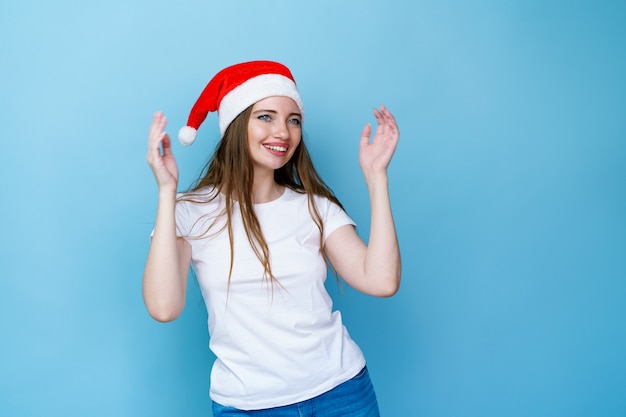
[324,105,401,297]
[142,112,192,322]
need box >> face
[247,96,302,175]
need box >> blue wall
[1,1,625,416]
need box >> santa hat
[178,60,304,146]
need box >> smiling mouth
[263,144,288,152]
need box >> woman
[143,60,400,416]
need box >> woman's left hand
[326,105,402,297]
[358,105,399,181]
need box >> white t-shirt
[175,187,366,410]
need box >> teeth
[264,144,287,152]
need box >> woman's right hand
[144,111,190,322]
[147,111,179,192]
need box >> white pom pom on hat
[177,60,304,146]
[178,126,197,146]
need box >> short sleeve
[318,197,356,243]
[149,195,190,239]
[174,197,191,237]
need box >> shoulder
[280,188,341,213]
[176,186,224,219]
[298,189,353,227]
[281,186,335,204]
[177,186,220,203]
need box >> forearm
[363,173,401,296]
[142,191,188,321]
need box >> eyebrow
[252,109,302,118]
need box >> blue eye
[258,114,271,121]
[289,118,301,125]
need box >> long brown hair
[179,105,344,290]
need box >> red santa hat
[178,60,304,146]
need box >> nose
[273,120,289,140]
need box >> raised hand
[358,105,399,182]
[146,111,179,193]
[324,104,401,298]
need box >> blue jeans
[212,366,380,417]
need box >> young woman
[143,61,400,416]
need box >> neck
[252,170,283,204]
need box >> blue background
[1,0,625,416]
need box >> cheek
[247,125,266,146]
[290,137,302,154]
[291,128,302,145]
[247,124,259,138]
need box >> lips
[263,143,289,154]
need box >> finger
[375,110,398,143]
[147,137,162,164]
[161,133,173,157]
[372,108,388,139]
[360,123,372,147]
[147,131,168,163]
[148,112,163,137]
[379,105,399,133]
[149,112,167,144]
[148,116,169,161]
[373,108,384,124]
